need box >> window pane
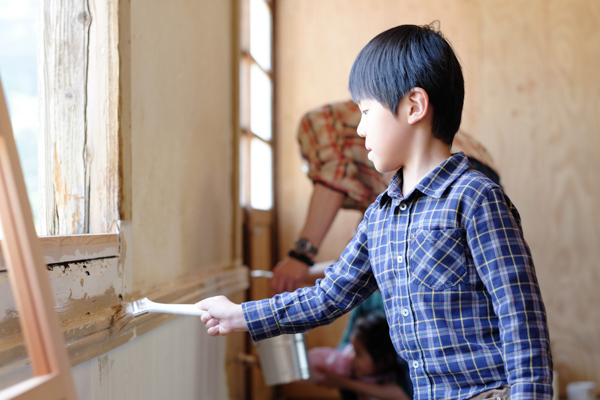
[249,0,271,71]
[240,58,249,130]
[239,135,248,207]
[0,0,39,234]
[250,138,272,210]
[250,63,272,141]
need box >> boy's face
[357,98,412,173]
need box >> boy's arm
[245,205,378,342]
[466,187,553,399]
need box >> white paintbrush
[112,297,205,331]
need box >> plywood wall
[128,0,236,289]
[276,0,600,396]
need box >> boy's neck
[401,137,452,196]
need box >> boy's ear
[406,88,430,125]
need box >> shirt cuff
[242,298,282,342]
[510,382,554,400]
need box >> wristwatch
[294,238,318,257]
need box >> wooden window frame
[38,0,120,236]
[0,0,121,380]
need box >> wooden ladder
[0,76,78,399]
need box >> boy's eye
[362,110,368,115]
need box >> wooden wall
[71,0,243,398]
[276,0,600,396]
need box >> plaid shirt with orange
[297,100,499,211]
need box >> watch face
[297,239,311,252]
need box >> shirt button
[412,361,419,368]
[402,309,409,317]
[399,203,407,211]
[397,255,403,264]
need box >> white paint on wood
[72,316,229,400]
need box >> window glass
[250,138,273,210]
[239,135,248,207]
[0,0,39,233]
[250,63,272,141]
[239,58,249,130]
[249,0,271,71]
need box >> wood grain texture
[38,0,90,235]
[277,0,600,397]
[479,0,600,393]
[86,0,120,234]
[38,0,119,235]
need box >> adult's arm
[270,183,345,294]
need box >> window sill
[0,231,249,370]
[0,234,120,273]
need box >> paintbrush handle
[144,299,206,316]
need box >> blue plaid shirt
[243,152,553,399]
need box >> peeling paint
[49,257,119,304]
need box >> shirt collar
[379,152,471,208]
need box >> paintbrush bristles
[111,301,135,331]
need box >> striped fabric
[243,152,552,400]
[297,100,499,211]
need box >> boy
[198,24,553,399]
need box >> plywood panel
[277,0,600,397]
[479,0,600,394]
[129,0,235,288]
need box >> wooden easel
[0,78,77,399]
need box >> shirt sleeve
[297,101,387,211]
[242,205,379,342]
[466,187,553,399]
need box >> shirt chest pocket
[408,228,467,290]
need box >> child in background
[308,313,411,400]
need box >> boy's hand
[196,295,248,336]
[270,257,309,294]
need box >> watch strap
[288,250,315,266]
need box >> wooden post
[0,76,77,399]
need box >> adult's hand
[270,256,310,295]
[197,295,248,336]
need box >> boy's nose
[357,120,366,137]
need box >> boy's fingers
[200,313,211,323]
[205,318,219,329]
[207,325,220,336]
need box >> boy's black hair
[349,23,464,146]
[351,313,397,374]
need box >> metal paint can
[254,333,310,386]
